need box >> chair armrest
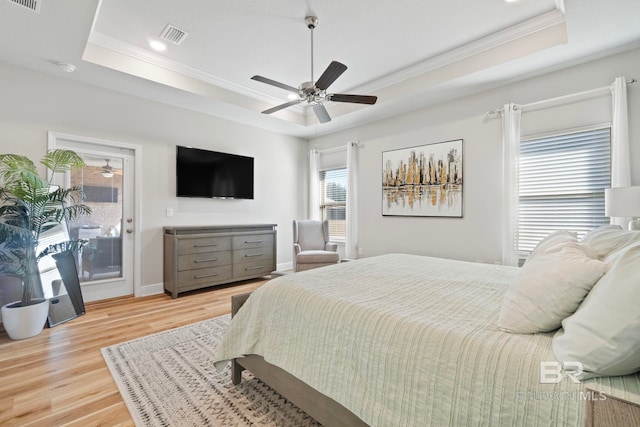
[325,242,338,252]
[294,243,302,255]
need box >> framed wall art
[382,139,463,217]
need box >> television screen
[176,146,254,199]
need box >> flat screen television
[176,146,254,199]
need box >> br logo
[540,361,583,384]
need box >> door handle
[126,229,133,234]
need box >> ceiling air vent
[7,0,40,13]
[160,24,189,45]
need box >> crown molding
[350,8,566,94]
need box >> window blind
[518,127,611,257]
[320,168,347,241]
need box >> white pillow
[552,242,640,378]
[580,225,640,259]
[526,230,578,264]
[497,242,608,334]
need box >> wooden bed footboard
[229,292,368,427]
[230,292,251,385]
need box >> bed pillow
[552,242,640,378]
[525,230,578,264]
[580,225,640,259]
[497,242,608,334]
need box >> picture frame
[37,220,86,327]
[382,139,463,217]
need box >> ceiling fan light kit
[252,16,377,123]
[101,159,115,178]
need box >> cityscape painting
[382,139,463,217]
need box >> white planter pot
[1,299,49,340]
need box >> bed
[213,252,640,426]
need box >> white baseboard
[276,261,293,271]
[139,282,164,297]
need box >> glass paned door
[51,137,136,302]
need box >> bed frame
[231,292,368,427]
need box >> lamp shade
[605,186,640,217]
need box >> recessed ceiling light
[149,40,167,52]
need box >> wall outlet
[166,208,174,217]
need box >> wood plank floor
[0,279,266,427]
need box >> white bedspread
[213,253,640,426]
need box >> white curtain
[610,76,631,227]
[346,141,359,259]
[501,103,522,266]
[308,149,320,220]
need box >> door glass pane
[68,154,124,282]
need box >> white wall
[0,63,308,293]
[308,46,640,263]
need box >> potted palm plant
[0,149,91,340]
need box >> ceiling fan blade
[262,99,302,115]
[329,94,378,105]
[315,61,347,90]
[313,103,332,123]
[251,75,299,93]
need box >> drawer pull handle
[245,266,263,271]
[245,253,264,258]
[194,258,218,263]
[194,272,218,279]
[194,243,218,248]
[244,240,264,244]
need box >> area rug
[102,314,320,426]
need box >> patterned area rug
[102,315,321,426]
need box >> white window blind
[518,127,611,258]
[320,168,347,241]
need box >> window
[518,127,611,260]
[320,168,347,241]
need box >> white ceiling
[1,0,639,138]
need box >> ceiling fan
[101,159,122,178]
[251,16,377,123]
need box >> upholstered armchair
[293,219,340,272]
[81,236,122,279]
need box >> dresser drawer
[178,251,232,271]
[178,236,231,255]
[232,233,274,250]
[233,259,274,279]
[177,265,232,289]
[232,247,274,264]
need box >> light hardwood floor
[0,279,266,427]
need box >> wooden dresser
[163,224,276,298]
